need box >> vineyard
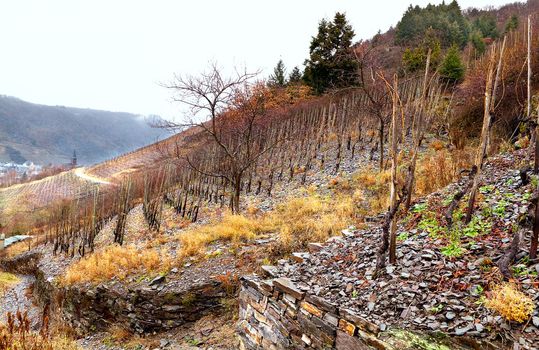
[2,2,539,349]
[0,9,537,271]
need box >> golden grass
[352,166,397,215]
[175,190,355,259]
[1,237,37,259]
[0,332,80,350]
[263,193,355,256]
[485,283,535,323]
[349,145,474,215]
[61,245,170,286]
[415,147,474,197]
[177,214,264,259]
[0,271,19,292]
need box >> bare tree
[158,63,282,213]
[355,44,392,172]
[374,73,408,274]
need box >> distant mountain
[0,95,168,165]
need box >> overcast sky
[0,0,519,120]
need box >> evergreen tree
[303,12,358,94]
[288,66,302,84]
[395,0,469,48]
[470,30,486,55]
[440,45,465,82]
[268,59,287,87]
[473,15,499,39]
[402,28,441,73]
[505,14,519,33]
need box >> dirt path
[74,167,111,185]
[0,275,41,330]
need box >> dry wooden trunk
[389,76,399,264]
[404,50,431,211]
[465,47,498,223]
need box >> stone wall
[238,274,386,350]
[0,251,41,274]
[34,271,227,334]
[1,251,228,334]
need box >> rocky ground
[268,148,539,349]
[76,311,238,350]
[0,274,42,330]
[3,137,522,349]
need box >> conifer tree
[268,59,287,87]
[440,45,465,82]
[288,66,302,84]
[505,14,519,33]
[304,12,358,94]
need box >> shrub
[485,283,535,323]
[61,245,170,285]
[0,311,80,350]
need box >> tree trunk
[233,176,241,214]
[379,120,384,172]
[499,230,522,279]
[389,76,399,264]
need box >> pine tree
[470,30,486,55]
[303,12,358,94]
[395,0,468,48]
[288,66,302,84]
[505,14,519,33]
[402,28,441,73]
[268,59,287,87]
[440,45,465,82]
[474,15,499,39]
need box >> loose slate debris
[241,149,539,349]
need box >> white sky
[0,0,518,120]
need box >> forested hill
[0,95,167,165]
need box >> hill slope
[0,95,168,165]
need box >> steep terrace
[238,148,539,349]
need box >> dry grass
[485,283,535,323]
[264,193,355,256]
[0,311,80,350]
[349,145,474,216]
[177,214,265,259]
[175,191,355,259]
[352,166,398,215]
[1,236,41,259]
[430,139,445,151]
[415,147,474,197]
[61,245,170,286]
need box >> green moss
[181,292,196,306]
[386,330,453,350]
[0,271,19,291]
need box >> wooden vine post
[404,49,431,211]
[533,15,539,259]
[389,74,400,264]
[465,47,497,223]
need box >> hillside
[0,95,167,165]
[1,1,539,350]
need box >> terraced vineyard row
[0,170,111,229]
